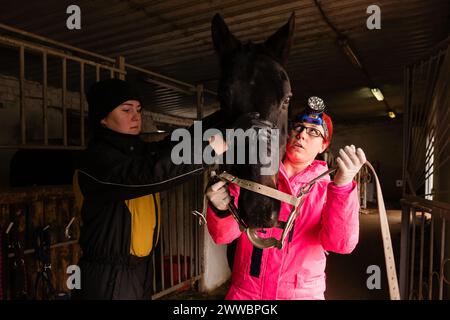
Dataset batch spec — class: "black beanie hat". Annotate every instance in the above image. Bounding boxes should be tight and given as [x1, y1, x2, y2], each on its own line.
[86, 79, 142, 129]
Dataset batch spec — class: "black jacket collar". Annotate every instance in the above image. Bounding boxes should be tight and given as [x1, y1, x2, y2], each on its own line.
[91, 126, 144, 155]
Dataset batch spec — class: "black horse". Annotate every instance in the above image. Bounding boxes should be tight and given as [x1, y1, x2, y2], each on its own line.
[211, 13, 295, 228]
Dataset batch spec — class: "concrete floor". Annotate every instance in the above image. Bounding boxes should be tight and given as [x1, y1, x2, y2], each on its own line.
[164, 209, 402, 300]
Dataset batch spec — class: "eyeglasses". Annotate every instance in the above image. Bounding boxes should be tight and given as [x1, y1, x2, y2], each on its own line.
[292, 124, 324, 139]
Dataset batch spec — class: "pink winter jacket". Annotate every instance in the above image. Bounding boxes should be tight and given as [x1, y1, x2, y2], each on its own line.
[206, 160, 360, 300]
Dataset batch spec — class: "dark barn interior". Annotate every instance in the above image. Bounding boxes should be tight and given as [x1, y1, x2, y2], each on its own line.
[0, 0, 449, 301]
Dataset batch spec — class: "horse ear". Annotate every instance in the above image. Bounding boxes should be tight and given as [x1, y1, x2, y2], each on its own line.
[264, 12, 295, 66]
[211, 13, 240, 57]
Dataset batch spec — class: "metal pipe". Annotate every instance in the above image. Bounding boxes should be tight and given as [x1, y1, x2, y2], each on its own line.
[95, 65, 100, 82]
[62, 58, 68, 147]
[428, 214, 434, 299]
[159, 192, 166, 291]
[80, 62, 85, 147]
[0, 35, 124, 74]
[438, 217, 445, 300]
[399, 206, 411, 299]
[196, 84, 204, 120]
[151, 275, 201, 300]
[0, 22, 116, 63]
[176, 186, 181, 284]
[42, 51, 48, 145]
[409, 209, 416, 299]
[418, 212, 425, 299]
[19, 45, 26, 145]
[183, 183, 188, 281]
[168, 191, 174, 287]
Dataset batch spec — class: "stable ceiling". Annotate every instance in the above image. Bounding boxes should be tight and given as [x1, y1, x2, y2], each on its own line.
[0, 0, 449, 123]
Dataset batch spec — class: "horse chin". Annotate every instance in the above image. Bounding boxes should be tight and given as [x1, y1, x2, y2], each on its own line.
[238, 191, 280, 228]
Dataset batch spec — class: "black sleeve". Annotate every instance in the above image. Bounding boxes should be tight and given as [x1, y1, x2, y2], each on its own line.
[78, 138, 209, 201]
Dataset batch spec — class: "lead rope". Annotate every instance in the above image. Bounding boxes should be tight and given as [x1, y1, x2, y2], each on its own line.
[365, 162, 400, 300]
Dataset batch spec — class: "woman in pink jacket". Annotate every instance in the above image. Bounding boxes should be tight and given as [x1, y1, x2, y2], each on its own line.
[205, 97, 366, 300]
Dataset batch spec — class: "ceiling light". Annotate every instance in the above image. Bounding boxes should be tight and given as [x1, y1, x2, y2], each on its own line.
[388, 110, 396, 119]
[371, 88, 384, 101]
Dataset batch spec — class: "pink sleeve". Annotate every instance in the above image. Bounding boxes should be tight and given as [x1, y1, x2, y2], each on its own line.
[319, 180, 360, 254]
[206, 183, 242, 244]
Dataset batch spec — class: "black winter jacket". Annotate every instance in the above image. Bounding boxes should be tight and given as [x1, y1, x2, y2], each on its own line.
[73, 127, 207, 261]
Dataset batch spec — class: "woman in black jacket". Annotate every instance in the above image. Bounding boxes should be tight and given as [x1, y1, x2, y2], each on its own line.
[71, 79, 225, 300]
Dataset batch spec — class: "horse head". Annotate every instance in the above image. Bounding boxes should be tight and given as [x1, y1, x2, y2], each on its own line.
[211, 13, 295, 228]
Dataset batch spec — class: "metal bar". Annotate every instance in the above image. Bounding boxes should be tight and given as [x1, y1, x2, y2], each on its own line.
[0, 35, 125, 75]
[409, 59, 438, 190]
[196, 84, 204, 120]
[152, 245, 156, 295]
[411, 47, 450, 189]
[183, 183, 188, 282]
[95, 65, 100, 81]
[0, 145, 85, 150]
[195, 176, 199, 276]
[168, 191, 174, 287]
[0, 22, 116, 63]
[418, 212, 425, 299]
[80, 62, 85, 147]
[399, 206, 411, 299]
[110, 68, 114, 79]
[116, 56, 125, 81]
[159, 192, 166, 291]
[409, 209, 416, 299]
[62, 58, 68, 147]
[438, 217, 445, 300]
[428, 214, 434, 300]
[176, 186, 181, 284]
[189, 179, 194, 279]
[151, 275, 201, 300]
[403, 195, 450, 212]
[19, 45, 26, 145]
[415, 106, 450, 188]
[42, 51, 48, 145]
[403, 66, 411, 196]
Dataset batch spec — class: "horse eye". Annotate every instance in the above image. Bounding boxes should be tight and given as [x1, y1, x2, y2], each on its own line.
[282, 96, 291, 106]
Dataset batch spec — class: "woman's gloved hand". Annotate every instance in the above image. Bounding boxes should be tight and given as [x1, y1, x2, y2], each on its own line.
[206, 171, 231, 212]
[333, 145, 367, 186]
